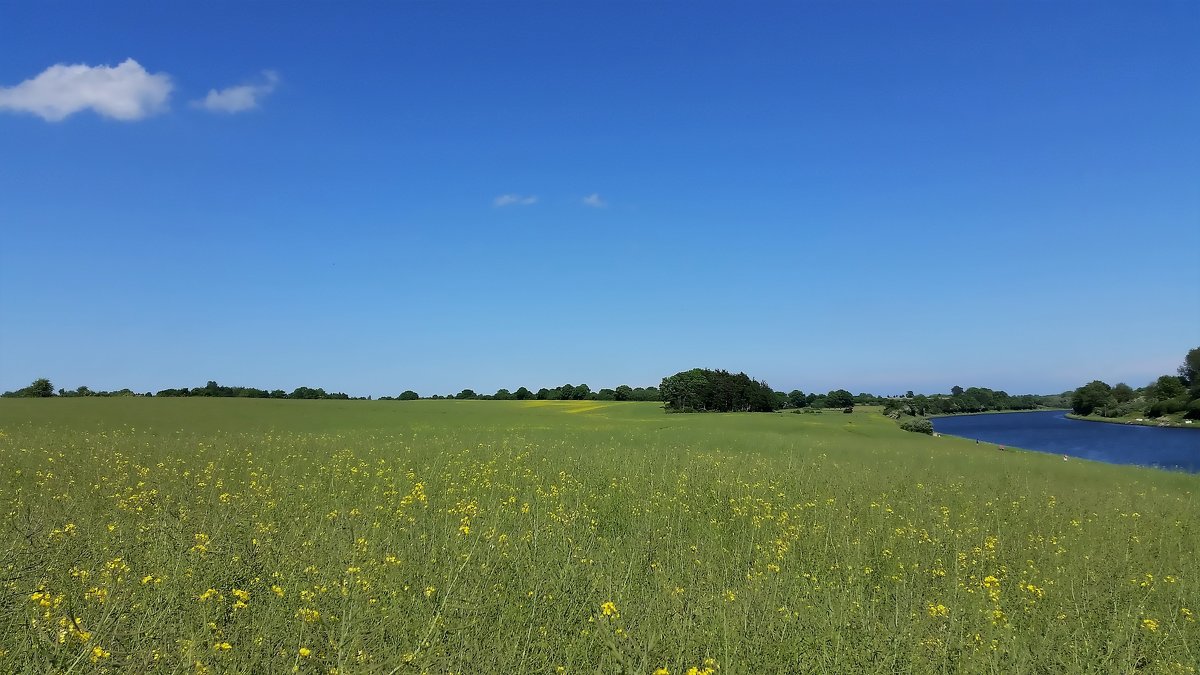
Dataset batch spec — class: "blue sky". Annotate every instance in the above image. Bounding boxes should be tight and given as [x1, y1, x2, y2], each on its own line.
[1, 1, 1197, 398]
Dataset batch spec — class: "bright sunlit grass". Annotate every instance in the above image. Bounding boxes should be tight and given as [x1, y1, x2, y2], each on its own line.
[0, 399, 1196, 673]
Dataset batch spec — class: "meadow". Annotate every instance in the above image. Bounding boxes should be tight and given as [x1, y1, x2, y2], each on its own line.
[0, 399, 1197, 674]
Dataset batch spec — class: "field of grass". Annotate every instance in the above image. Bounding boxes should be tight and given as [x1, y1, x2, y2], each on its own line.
[1, 399, 1197, 674]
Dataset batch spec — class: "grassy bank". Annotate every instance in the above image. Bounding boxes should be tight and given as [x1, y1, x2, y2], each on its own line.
[1066, 411, 1198, 429]
[1, 399, 1197, 674]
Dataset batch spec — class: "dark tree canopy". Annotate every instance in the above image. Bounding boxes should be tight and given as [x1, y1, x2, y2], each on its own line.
[660, 368, 777, 412]
[1071, 380, 1114, 416]
[1147, 375, 1186, 402]
[1179, 347, 1200, 389]
[825, 389, 854, 409]
[786, 390, 807, 408]
[1, 378, 57, 398]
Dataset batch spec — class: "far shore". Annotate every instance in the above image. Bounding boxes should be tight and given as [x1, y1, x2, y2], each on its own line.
[928, 408, 1069, 419]
[1065, 412, 1198, 430]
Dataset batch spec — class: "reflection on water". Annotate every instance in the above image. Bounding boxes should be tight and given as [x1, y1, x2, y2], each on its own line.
[931, 410, 1200, 472]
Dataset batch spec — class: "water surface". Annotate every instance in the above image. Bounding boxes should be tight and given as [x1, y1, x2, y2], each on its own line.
[931, 410, 1200, 472]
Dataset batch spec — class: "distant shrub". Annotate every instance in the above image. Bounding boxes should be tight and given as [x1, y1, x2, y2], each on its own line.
[1185, 399, 1200, 420]
[898, 416, 933, 435]
[1103, 400, 1142, 418]
[1148, 397, 1187, 417]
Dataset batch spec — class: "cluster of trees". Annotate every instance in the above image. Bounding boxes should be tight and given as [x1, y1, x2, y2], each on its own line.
[660, 369, 778, 412]
[415, 384, 663, 402]
[883, 387, 1049, 418]
[1, 380, 363, 400]
[2, 379, 155, 398]
[2, 378, 63, 398]
[1070, 347, 1200, 420]
[154, 381, 354, 400]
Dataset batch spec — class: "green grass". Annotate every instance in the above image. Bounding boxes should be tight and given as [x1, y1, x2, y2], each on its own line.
[1067, 410, 1198, 429]
[1, 399, 1197, 674]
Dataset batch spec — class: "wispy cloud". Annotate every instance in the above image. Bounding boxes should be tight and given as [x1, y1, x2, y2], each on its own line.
[0, 58, 172, 122]
[494, 194, 538, 207]
[193, 70, 279, 113]
[582, 193, 607, 208]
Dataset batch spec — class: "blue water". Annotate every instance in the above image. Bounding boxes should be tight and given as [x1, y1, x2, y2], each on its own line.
[930, 410, 1200, 472]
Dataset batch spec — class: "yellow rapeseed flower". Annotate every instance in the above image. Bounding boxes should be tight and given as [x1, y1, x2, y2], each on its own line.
[299, 646, 313, 657]
[1142, 618, 1159, 632]
[600, 601, 619, 618]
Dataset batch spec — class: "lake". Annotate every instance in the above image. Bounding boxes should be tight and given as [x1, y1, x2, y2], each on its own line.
[930, 410, 1200, 472]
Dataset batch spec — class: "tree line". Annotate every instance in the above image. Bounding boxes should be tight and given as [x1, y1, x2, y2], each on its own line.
[0, 379, 662, 402]
[657, 368, 895, 413]
[0, 379, 360, 400]
[3, 371, 1085, 420]
[1070, 347, 1200, 420]
[407, 384, 663, 402]
[882, 387, 1054, 418]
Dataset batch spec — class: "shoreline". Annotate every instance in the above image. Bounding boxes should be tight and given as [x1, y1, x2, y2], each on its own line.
[927, 408, 1069, 419]
[1064, 412, 1198, 430]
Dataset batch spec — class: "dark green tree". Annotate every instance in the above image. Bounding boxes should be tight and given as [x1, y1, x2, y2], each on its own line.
[1071, 380, 1114, 416]
[398, 390, 420, 400]
[19, 378, 57, 397]
[826, 389, 854, 409]
[1147, 375, 1186, 401]
[660, 368, 777, 412]
[1112, 382, 1135, 404]
[1179, 347, 1200, 388]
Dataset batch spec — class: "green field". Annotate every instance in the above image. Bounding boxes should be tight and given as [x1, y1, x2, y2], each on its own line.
[1, 399, 1197, 674]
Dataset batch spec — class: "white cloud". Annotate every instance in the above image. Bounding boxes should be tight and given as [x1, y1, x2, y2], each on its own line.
[494, 194, 538, 207]
[0, 58, 172, 122]
[582, 193, 607, 208]
[194, 70, 279, 113]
